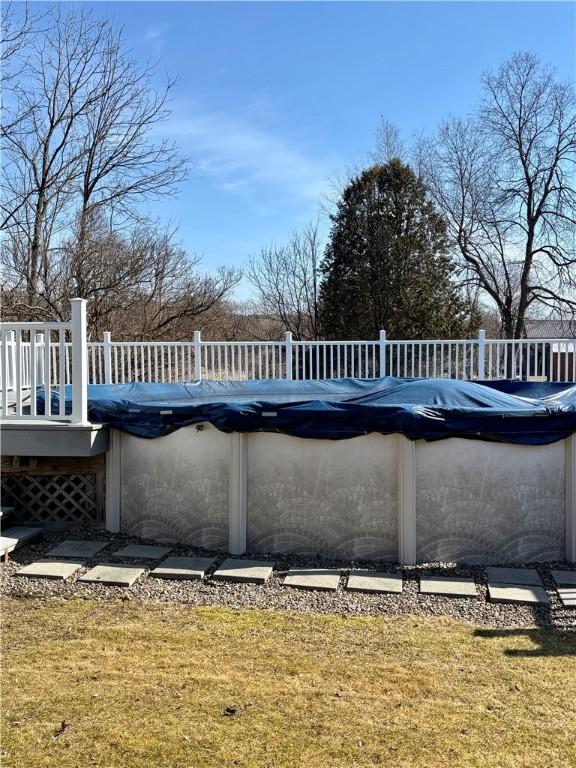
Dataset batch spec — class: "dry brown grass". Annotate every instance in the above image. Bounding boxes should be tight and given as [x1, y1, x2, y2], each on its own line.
[2, 597, 575, 768]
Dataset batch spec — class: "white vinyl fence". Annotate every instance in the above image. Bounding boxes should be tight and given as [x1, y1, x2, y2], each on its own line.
[2, 320, 576, 420]
[0, 299, 88, 421]
[82, 330, 576, 384]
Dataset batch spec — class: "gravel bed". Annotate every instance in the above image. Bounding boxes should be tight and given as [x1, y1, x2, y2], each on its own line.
[2, 529, 575, 630]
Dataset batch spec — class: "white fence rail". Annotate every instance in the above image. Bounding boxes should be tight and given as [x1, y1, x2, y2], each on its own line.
[0, 299, 87, 421]
[82, 330, 575, 384]
[2, 322, 576, 421]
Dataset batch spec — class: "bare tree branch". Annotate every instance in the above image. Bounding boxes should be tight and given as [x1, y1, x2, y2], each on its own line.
[420, 53, 576, 337]
[247, 223, 322, 340]
[372, 118, 405, 164]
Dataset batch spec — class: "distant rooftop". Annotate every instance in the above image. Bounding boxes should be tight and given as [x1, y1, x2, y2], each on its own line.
[525, 318, 576, 339]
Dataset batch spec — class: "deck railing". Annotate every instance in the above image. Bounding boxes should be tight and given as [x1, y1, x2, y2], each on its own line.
[0, 298, 88, 422]
[2, 318, 575, 421]
[81, 330, 576, 384]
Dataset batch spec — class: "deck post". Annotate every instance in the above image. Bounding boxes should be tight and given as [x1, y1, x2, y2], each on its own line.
[229, 432, 248, 554]
[397, 435, 417, 565]
[566, 433, 576, 562]
[477, 329, 486, 380]
[103, 332, 112, 384]
[105, 428, 121, 532]
[194, 331, 202, 380]
[379, 330, 387, 378]
[70, 298, 88, 424]
[285, 332, 293, 380]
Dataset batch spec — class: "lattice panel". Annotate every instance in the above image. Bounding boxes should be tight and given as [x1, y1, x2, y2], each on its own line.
[1, 473, 103, 524]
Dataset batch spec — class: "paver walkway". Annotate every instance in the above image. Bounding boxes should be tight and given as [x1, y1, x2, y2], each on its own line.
[46, 540, 108, 558]
[8, 541, 572, 611]
[79, 564, 145, 587]
[213, 559, 274, 584]
[551, 570, 576, 587]
[549, 571, 576, 608]
[420, 576, 478, 598]
[283, 568, 341, 591]
[14, 559, 84, 581]
[150, 556, 216, 581]
[485, 567, 549, 605]
[486, 567, 542, 586]
[557, 588, 576, 608]
[487, 584, 549, 605]
[112, 544, 173, 560]
[347, 572, 402, 594]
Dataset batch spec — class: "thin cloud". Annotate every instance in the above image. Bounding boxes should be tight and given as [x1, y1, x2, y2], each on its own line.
[167, 111, 333, 214]
[145, 23, 171, 41]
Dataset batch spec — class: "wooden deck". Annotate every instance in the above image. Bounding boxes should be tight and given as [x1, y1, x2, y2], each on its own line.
[1, 420, 108, 457]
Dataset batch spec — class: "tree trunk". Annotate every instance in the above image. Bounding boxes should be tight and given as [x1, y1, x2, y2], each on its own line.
[27, 194, 46, 315]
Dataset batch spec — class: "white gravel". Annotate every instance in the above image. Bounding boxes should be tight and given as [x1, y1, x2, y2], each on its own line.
[2, 529, 575, 630]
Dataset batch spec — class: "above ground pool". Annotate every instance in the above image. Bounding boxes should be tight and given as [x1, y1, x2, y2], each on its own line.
[38, 377, 576, 566]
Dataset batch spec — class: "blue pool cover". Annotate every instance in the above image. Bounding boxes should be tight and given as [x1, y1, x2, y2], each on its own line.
[39, 377, 576, 444]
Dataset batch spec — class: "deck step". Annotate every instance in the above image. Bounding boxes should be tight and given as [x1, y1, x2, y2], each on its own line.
[0, 526, 43, 558]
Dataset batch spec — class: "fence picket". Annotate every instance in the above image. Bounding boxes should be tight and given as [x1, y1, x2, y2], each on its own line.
[3, 323, 576, 422]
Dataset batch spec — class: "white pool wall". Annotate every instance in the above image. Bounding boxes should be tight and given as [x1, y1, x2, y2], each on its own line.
[114, 424, 575, 564]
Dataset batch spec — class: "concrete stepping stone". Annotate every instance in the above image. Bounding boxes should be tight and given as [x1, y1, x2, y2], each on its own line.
[551, 570, 576, 587]
[557, 588, 576, 608]
[14, 559, 84, 581]
[0, 527, 43, 557]
[46, 540, 108, 559]
[283, 568, 341, 591]
[420, 576, 478, 598]
[150, 556, 216, 581]
[212, 558, 274, 584]
[79, 563, 145, 587]
[486, 567, 542, 586]
[347, 571, 402, 594]
[111, 544, 172, 560]
[487, 584, 549, 606]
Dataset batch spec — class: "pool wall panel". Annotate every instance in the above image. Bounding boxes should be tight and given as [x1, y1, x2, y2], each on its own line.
[120, 425, 229, 548]
[415, 439, 565, 564]
[246, 433, 398, 561]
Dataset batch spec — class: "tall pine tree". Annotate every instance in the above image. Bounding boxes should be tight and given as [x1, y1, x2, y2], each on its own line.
[319, 160, 478, 339]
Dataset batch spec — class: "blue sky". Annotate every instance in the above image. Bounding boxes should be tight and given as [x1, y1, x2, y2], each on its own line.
[47, 2, 576, 297]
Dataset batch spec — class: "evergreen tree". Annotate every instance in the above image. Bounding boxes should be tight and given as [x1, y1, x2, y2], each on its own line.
[319, 160, 478, 339]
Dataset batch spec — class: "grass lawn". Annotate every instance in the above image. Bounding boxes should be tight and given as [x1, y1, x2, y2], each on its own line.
[2, 598, 575, 768]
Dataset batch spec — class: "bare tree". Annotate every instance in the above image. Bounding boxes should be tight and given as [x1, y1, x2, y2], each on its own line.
[2, 210, 241, 339]
[421, 53, 576, 337]
[247, 223, 322, 340]
[199, 300, 284, 341]
[1, 2, 40, 90]
[68, 215, 240, 339]
[74, 20, 187, 251]
[372, 118, 405, 164]
[418, 116, 517, 331]
[2, 11, 115, 309]
[325, 120, 406, 219]
[1, 7, 188, 316]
